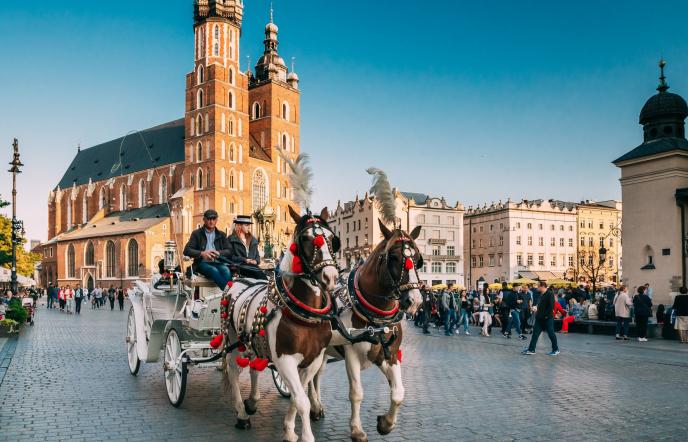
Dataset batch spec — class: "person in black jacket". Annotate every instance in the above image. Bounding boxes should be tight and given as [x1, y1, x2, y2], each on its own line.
[522, 282, 560, 356]
[183, 209, 234, 289]
[227, 215, 265, 280]
[672, 286, 688, 343]
[632, 285, 653, 342]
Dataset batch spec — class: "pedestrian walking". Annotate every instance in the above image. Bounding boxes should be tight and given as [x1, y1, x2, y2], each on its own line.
[94, 287, 102, 309]
[633, 286, 653, 342]
[672, 286, 688, 343]
[117, 286, 124, 311]
[520, 285, 533, 335]
[108, 285, 116, 310]
[64, 285, 74, 314]
[479, 287, 493, 336]
[441, 288, 454, 336]
[74, 284, 83, 314]
[457, 290, 470, 335]
[613, 285, 632, 340]
[58, 286, 65, 311]
[503, 283, 526, 340]
[46, 282, 55, 309]
[522, 282, 560, 356]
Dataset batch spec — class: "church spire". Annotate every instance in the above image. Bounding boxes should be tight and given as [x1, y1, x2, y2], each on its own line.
[658, 58, 669, 93]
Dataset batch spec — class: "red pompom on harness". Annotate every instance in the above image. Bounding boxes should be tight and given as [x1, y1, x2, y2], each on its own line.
[226, 281, 233, 288]
[209, 334, 223, 349]
[292, 256, 303, 273]
[220, 299, 229, 306]
[404, 257, 414, 270]
[289, 243, 297, 254]
[397, 349, 403, 363]
[249, 358, 269, 371]
[313, 235, 325, 248]
[236, 356, 250, 368]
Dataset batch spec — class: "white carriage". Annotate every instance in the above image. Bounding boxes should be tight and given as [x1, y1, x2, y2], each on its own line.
[125, 241, 290, 407]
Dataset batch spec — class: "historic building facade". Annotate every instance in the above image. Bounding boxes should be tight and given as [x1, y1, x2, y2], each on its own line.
[614, 61, 688, 306]
[38, 1, 299, 288]
[576, 200, 622, 284]
[328, 191, 464, 287]
[464, 199, 578, 288]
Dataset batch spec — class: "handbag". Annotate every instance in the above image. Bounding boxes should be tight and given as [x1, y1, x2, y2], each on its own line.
[527, 314, 536, 327]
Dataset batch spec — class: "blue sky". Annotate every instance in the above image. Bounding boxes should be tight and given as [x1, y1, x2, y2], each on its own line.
[2, 0, 688, 241]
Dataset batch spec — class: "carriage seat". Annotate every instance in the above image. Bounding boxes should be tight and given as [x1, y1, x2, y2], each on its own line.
[186, 274, 217, 288]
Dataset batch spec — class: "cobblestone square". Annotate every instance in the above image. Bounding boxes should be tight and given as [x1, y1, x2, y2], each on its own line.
[1, 303, 687, 441]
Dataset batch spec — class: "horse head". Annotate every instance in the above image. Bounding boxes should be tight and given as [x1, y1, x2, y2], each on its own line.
[281, 205, 340, 292]
[357, 220, 423, 315]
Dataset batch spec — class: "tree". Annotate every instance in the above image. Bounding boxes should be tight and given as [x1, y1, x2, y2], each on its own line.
[577, 248, 610, 298]
[0, 195, 40, 277]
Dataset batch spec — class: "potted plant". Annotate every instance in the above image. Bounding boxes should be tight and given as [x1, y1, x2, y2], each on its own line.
[0, 318, 19, 337]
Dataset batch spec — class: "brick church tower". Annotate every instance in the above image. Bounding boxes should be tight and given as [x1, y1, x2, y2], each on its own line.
[248, 6, 301, 239]
[185, 0, 250, 231]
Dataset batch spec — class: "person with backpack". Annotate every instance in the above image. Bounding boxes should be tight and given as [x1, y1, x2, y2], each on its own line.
[633, 286, 653, 342]
[503, 284, 526, 340]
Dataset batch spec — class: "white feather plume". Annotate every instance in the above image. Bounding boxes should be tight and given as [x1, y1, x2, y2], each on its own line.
[280, 152, 313, 211]
[366, 167, 397, 227]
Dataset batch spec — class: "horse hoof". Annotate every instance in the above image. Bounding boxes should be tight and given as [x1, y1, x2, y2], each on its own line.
[309, 409, 325, 421]
[243, 399, 258, 415]
[376, 415, 393, 435]
[351, 436, 368, 442]
[235, 418, 252, 430]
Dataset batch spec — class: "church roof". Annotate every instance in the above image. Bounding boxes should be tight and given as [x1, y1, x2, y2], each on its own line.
[58, 204, 170, 241]
[55, 119, 185, 190]
[613, 136, 688, 164]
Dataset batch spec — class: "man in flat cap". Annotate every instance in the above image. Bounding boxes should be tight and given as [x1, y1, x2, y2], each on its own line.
[183, 209, 233, 289]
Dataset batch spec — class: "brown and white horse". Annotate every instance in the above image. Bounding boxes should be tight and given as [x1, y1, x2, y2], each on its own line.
[310, 220, 423, 442]
[221, 206, 340, 442]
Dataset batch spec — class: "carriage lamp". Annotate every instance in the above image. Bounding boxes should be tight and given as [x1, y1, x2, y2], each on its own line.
[164, 240, 177, 272]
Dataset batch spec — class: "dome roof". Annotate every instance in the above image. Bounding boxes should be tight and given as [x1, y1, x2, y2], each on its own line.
[287, 72, 299, 81]
[265, 22, 278, 33]
[639, 91, 688, 124]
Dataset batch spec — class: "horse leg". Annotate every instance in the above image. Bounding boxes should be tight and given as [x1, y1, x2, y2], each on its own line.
[308, 359, 326, 421]
[345, 352, 367, 442]
[224, 354, 252, 429]
[376, 361, 404, 435]
[243, 368, 261, 415]
[275, 356, 314, 442]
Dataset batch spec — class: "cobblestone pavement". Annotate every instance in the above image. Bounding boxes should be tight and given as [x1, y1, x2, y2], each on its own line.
[1, 302, 688, 441]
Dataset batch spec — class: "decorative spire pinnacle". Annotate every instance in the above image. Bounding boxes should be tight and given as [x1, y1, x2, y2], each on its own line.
[77, 143, 81, 153]
[658, 58, 669, 93]
[246, 55, 251, 74]
[291, 57, 295, 72]
[269, 1, 274, 24]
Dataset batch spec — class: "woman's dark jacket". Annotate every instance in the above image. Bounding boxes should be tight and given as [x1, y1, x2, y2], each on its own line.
[633, 293, 653, 317]
[535, 289, 555, 321]
[227, 233, 261, 266]
[183, 227, 233, 270]
[672, 294, 688, 316]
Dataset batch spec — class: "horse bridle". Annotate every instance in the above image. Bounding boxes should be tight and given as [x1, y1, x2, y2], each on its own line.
[291, 214, 341, 287]
[377, 235, 423, 300]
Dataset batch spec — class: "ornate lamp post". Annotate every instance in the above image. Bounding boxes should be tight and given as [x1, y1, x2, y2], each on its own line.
[9, 139, 24, 295]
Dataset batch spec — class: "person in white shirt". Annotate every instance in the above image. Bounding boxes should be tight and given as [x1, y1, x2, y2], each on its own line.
[613, 285, 632, 340]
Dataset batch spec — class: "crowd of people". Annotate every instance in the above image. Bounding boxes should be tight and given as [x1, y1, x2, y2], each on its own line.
[413, 280, 688, 347]
[44, 282, 127, 314]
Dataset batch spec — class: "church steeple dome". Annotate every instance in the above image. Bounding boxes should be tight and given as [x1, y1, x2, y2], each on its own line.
[639, 60, 688, 141]
[253, 4, 289, 83]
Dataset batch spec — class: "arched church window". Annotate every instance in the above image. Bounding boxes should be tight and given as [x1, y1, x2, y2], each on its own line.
[197, 65, 204, 85]
[138, 179, 146, 208]
[196, 168, 203, 190]
[252, 169, 267, 210]
[228, 91, 234, 109]
[159, 175, 168, 203]
[105, 240, 116, 277]
[229, 116, 234, 136]
[196, 142, 203, 163]
[82, 191, 88, 224]
[99, 186, 106, 210]
[196, 114, 202, 135]
[283, 102, 289, 121]
[67, 244, 76, 278]
[85, 241, 95, 266]
[252, 102, 261, 120]
[197, 89, 203, 109]
[213, 25, 219, 56]
[119, 184, 127, 211]
[127, 239, 139, 277]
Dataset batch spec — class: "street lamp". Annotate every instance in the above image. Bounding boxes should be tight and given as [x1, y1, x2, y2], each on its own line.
[8, 139, 24, 295]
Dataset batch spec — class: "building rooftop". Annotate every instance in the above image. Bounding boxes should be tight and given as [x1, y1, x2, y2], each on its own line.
[58, 204, 170, 241]
[613, 136, 688, 164]
[55, 119, 185, 190]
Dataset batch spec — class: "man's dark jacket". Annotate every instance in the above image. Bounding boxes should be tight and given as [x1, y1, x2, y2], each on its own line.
[183, 227, 233, 270]
[227, 233, 261, 266]
[673, 294, 688, 316]
[535, 289, 555, 320]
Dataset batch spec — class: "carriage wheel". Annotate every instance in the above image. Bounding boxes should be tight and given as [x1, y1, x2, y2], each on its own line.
[126, 307, 140, 375]
[271, 367, 291, 398]
[164, 328, 187, 407]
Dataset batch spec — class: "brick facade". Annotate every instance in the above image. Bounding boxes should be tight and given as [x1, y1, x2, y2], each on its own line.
[38, 1, 299, 287]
